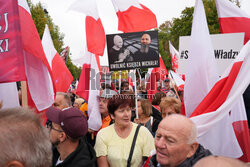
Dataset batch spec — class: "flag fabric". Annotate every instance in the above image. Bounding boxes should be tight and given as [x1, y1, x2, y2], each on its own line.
[111, 0, 157, 33]
[185, 0, 248, 160]
[0, 82, 20, 109]
[68, 0, 106, 56]
[169, 41, 180, 73]
[76, 48, 102, 131]
[42, 25, 73, 93]
[0, 0, 26, 83]
[191, 41, 250, 161]
[215, 0, 250, 44]
[60, 46, 69, 63]
[18, 0, 55, 111]
[184, 0, 219, 118]
[146, 55, 168, 101]
[169, 70, 184, 90]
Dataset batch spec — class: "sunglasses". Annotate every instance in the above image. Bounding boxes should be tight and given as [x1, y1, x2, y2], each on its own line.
[46, 120, 63, 132]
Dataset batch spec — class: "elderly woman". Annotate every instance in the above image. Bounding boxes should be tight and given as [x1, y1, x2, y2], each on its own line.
[159, 97, 182, 118]
[94, 95, 154, 167]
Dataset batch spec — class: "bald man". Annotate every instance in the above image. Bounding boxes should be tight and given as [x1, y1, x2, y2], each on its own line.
[109, 35, 132, 64]
[133, 33, 158, 62]
[144, 114, 212, 167]
[194, 156, 249, 167]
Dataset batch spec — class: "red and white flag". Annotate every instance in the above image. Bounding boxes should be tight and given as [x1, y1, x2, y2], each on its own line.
[191, 41, 250, 162]
[42, 25, 73, 93]
[76, 48, 102, 131]
[0, 0, 26, 83]
[169, 70, 184, 91]
[68, 0, 106, 56]
[185, 0, 249, 160]
[146, 55, 168, 101]
[184, 0, 219, 117]
[169, 41, 180, 73]
[111, 0, 157, 33]
[215, 0, 250, 44]
[18, 0, 55, 111]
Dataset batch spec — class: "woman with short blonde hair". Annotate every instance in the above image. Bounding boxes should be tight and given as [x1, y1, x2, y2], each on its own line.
[160, 97, 181, 118]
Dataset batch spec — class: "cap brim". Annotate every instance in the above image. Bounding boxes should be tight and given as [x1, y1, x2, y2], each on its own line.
[46, 106, 61, 124]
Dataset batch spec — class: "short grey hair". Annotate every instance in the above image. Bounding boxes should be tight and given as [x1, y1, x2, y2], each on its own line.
[56, 92, 72, 107]
[187, 121, 197, 144]
[0, 107, 52, 167]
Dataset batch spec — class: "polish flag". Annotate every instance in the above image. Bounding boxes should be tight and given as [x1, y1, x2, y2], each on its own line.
[169, 41, 180, 73]
[76, 48, 102, 131]
[215, 0, 250, 44]
[185, 0, 248, 160]
[128, 70, 134, 88]
[146, 55, 168, 101]
[18, 0, 55, 111]
[42, 25, 73, 93]
[191, 41, 250, 162]
[111, 0, 157, 33]
[169, 70, 184, 91]
[68, 0, 106, 56]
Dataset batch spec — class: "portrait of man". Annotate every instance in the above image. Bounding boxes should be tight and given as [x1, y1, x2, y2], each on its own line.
[133, 33, 159, 62]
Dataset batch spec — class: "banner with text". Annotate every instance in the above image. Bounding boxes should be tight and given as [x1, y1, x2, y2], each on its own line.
[106, 30, 159, 71]
[179, 33, 244, 76]
[0, 0, 25, 83]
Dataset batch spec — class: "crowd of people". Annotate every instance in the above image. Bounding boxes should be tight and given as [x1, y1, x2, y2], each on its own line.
[0, 77, 249, 167]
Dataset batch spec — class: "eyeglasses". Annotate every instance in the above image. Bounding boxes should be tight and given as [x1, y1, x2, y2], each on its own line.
[46, 120, 64, 132]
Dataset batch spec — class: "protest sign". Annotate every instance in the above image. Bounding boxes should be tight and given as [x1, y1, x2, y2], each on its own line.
[179, 33, 244, 76]
[106, 30, 159, 71]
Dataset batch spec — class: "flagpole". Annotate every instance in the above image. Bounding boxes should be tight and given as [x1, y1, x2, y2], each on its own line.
[21, 81, 28, 107]
[134, 69, 139, 119]
[169, 72, 180, 100]
[119, 70, 122, 94]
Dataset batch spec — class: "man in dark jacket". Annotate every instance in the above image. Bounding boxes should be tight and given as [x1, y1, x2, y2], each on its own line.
[46, 106, 97, 167]
[144, 114, 212, 167]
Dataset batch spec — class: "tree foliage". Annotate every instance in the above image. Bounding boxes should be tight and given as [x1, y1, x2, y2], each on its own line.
[158, 0, 221, 71]
[28, 0, 81, 80]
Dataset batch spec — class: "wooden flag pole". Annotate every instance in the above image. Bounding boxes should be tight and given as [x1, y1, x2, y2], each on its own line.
[21, 81, 28, 107]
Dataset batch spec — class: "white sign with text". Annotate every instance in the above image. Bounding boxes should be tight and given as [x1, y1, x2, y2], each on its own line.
[179, 33, 244, 76]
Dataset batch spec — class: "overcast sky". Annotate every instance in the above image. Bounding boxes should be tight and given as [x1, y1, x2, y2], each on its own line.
[30, 0, 250, 66]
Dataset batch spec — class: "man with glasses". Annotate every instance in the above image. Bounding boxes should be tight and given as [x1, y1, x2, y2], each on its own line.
[46, 106, 97, 167]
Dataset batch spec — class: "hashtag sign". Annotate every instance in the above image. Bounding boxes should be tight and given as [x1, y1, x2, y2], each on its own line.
[180, 51, 184, 59]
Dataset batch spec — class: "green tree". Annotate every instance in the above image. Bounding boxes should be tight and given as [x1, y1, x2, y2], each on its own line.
[158, 0, 222, 71]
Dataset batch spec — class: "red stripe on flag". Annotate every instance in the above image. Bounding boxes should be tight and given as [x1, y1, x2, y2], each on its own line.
[117, 4, 157, 33]
[52, 53, 73, 92]
[219, 17, 250, 44]
[76, 64, 91, 101]
[233, 120, 250, 162]
[191, 61, 242, 117]
[85, 17, 106, 56]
